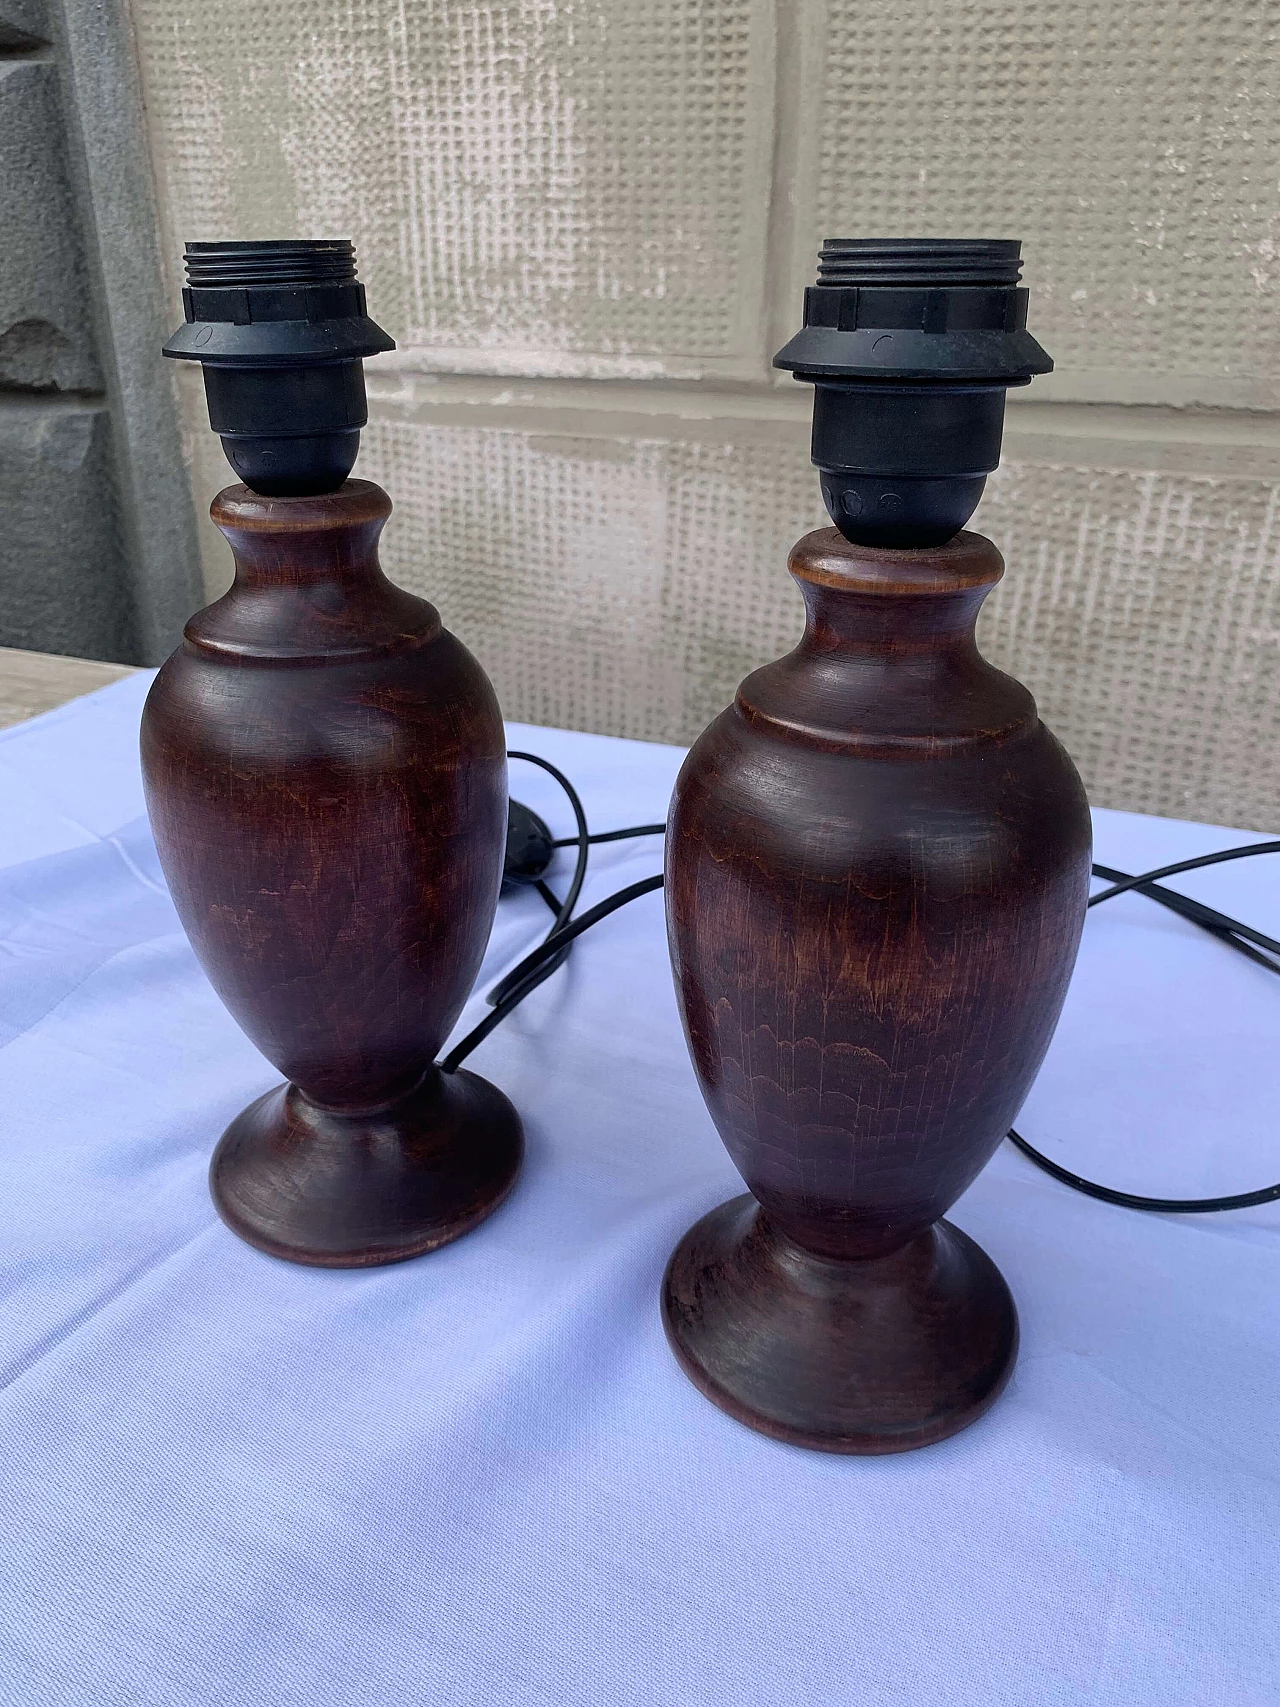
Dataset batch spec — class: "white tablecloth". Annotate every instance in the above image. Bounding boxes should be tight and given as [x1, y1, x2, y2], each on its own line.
[1, 671, 1277, 1706]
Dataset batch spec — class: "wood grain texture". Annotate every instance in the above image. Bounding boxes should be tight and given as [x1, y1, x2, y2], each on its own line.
[663, 526, 1091, 1450]
[140, 479, 521, 1266]
[664, 1197, 1017, 1454]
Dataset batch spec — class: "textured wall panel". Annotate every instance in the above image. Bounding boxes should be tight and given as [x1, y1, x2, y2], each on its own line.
[133, 0, 774, 376]
[142, 0, 1280, 831]
[978, 458, 1280, 830]
[804, 0, 1280, 406]
[360, 417, 824, 737]
[341, 417, 1279, 829]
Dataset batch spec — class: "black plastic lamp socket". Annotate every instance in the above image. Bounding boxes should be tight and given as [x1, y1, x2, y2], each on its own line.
[774, 238, 1053, 548]
[163, 240, 395, 497]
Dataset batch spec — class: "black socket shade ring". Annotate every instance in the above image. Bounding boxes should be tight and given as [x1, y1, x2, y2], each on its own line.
[774, 237, 1053, 548]
[163, 239, 395, 498]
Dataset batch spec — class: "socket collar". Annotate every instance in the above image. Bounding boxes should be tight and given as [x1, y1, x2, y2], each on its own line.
[775, 237, 1051, 385]
[163, 240, 395, 367]
[774, 238, 1054, 547]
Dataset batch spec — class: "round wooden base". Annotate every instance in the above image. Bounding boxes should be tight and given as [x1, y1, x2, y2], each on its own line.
[210, 1067, 522, 1267]
[662, 1194, 1017, 1454]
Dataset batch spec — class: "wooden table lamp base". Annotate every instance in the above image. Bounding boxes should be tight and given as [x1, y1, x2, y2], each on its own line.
[141, 481, 522, 1268]
[662, 1196, 1017, 1454]
[662, 526, 1090, 1453]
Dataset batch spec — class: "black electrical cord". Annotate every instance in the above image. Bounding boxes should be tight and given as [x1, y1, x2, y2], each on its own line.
[439, 875, 665, 1073]
[441, 754, 657, 1072]
[551, 824, 666, 848]
[447, 781, 1280, 1214]
[1088, 862, 1280, 974]
[484, 753, 592, 1013]
[1007, 840, 1280, 1213]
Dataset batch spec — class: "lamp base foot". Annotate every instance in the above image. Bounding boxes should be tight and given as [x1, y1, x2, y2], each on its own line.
[662, 1194, 1017, 1454]
[210, 1068, 522, 1267]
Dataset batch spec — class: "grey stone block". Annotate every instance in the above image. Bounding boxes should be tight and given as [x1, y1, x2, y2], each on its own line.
[0, 2, 201, 667]
[0, 397, 136, 659]
[0, 60, 101, 393]
[43, 0, 204, 659]
[0, 0, 47, 48]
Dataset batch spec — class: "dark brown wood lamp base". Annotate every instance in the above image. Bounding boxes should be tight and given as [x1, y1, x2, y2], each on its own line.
[141, 480, 522, 1269]
[662, 1196, 1017, 1454]
[210, 1068, 522, 1269]
[662, 527, 1090, 1454]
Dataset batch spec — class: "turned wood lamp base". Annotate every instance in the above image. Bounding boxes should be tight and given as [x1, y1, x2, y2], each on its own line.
[210, 1068, 522, 1268]
[662, 1196, 1018, 1454]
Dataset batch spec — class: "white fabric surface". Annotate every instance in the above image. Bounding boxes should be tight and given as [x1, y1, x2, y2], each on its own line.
[1, 670, 1277, 1707]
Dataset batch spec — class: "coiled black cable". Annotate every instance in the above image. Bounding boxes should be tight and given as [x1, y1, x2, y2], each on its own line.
[443, 762, 1279, 1215]
[1007, 840, 1280, 1212]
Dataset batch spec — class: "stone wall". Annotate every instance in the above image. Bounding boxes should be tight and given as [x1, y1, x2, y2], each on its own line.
[132, 0, 1280, 827]
[0, 0, 200, 663]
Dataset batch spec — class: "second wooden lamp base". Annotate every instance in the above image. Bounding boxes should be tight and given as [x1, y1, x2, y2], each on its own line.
[664, 1200, 1017, 1454]
[662, 522, 1092, 1454]
[661, 527, 1087, 1454]
[661, 239, 1089, 1452]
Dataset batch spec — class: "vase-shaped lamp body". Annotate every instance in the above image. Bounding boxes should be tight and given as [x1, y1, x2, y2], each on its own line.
[141, 481, 522, 1265]
[662, 526, 1091, 1450]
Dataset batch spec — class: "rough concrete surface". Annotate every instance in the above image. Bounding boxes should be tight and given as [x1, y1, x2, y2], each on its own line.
[0, 59, 102, 392]
[0, 1, 202, 665]
[0, 0, 48, 50]
[0, 400, 136, 659]
[45, 0, 204, 662]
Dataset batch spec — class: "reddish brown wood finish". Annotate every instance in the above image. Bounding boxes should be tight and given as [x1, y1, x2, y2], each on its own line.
[663, 526, 1091, 1451]
[140, 479, 521, 1266]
